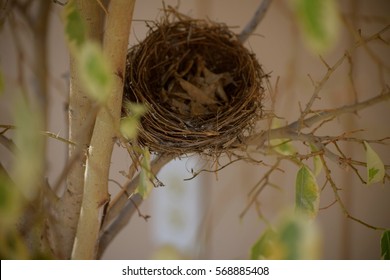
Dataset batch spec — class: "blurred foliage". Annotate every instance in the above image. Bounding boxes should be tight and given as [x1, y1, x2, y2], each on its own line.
[295, 165, 320, 219]
[0, 97, 45, 259]
[251, 213, 321, 259]
[310, 144, 323, 177]
[12, 97, 44, 200]
[63, 0, 86, 48]
[78, 42, 112, 103]
[293, 0, 340, 53]
[135, 147, 153, 199]
[381, 230, 390, 260]
[120, 102, 146, 140]
[63, 0, 112, 103]
[250, 227, 277, 260]
[269, 118, 296, 156]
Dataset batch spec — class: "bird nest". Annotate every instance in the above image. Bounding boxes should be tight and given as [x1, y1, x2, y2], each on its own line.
[123, 10, 267, 155]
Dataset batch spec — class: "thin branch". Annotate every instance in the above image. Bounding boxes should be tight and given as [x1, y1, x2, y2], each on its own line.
[319, 199, 338, 211]
[238, 0, 272, 43]
[245, 90, 390, 147]
[332, 141, 366, 184]
[101, 154, 174, 231]
[240, 158, 282, 219]
[298, 89, 390, 129]
[320, 154, 387, 231]
[98, 153, 175, 258]
[0, 124, 76, 146]
[95, 0, 108, 15]
[298, 25, 390, 124]
[183, 157, 244, 181]
[0, 134, 17, 153]
[97, 193, 142, 259]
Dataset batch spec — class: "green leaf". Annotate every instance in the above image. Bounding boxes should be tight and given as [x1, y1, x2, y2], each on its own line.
[250, 228, 277, 260]
[0, 173, 22, 228]
[278, 214, 321, 259]
[120, 102, 146, 140]
[250, 214, 321, 260]
[295, 165, 320, 218]
[120, 117, 139, 140]
[270, 118, 296, 156]
[381, 230, 390, 260]
[12, 97, 44, 200]
[136, 148, 153, 199]
[310, 144, 323, 176]
[294, 0, 340, 53]
[63, 0, 86, 48]
[123, 101, 147, 118]
[364, 141, 385, 185]
[78, 42, 112, 103]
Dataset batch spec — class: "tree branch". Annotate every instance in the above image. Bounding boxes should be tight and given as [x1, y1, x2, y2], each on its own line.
[100, 154, 174, 230]
[71, 0, 136, 260]
[50, 0, 106, 259]
[245, 90, 390, 146]
[238, 0, 272, 43]
[97, 153, 174, 257]
[320, 154, 386, 231]
[97, 193, 142, 259]
[298, 24, 390, 124]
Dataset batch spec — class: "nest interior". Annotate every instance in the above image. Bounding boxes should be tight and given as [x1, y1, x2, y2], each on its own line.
[124, 11, 267, 155]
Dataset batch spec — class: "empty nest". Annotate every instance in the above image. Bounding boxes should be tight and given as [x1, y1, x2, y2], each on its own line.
[123, 10, 267, 155]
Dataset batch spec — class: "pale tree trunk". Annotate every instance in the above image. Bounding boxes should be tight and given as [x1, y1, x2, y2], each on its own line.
[71, 0, 136, 260]
[47, 0, 136, 259]
[47, 1, 105, 259]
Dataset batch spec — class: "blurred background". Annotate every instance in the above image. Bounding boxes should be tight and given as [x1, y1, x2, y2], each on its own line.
[1, 0, 389, 259]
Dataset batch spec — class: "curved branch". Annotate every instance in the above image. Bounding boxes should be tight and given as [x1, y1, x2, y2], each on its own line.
[97, 153, 174, 258]
[238, 0, 272, 43]
[298, 24, 390, 124]
[101, 154, 174, 230]
[320, 154, 387, 231]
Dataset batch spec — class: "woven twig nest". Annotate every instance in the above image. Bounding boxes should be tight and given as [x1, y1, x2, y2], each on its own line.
[123, 10, 267, 155]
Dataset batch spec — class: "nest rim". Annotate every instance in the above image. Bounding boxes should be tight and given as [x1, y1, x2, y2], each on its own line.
[123, 11, 268, 156]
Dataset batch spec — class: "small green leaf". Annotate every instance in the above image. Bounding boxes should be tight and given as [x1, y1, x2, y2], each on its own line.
[295, 165, 320, 218]
[63, 0, 86, 48]
[250, 213, 321, 260]
[123, 101, 147, 118]
[294, 0, 340, 53]
[310, 144, 323, 177]
[381, 230, 390, 260]
[270, 118, 296, 156]
[278, 214, 321, 259]
[0, 173, 22, 228]
[136, 148, 153, 199]
[364, 141, 385, 185]
[120, 117, 139, 140]
[250, 228, 277, 260]
[120, 102, 146, 140]
[12, 97, 44, 201]
[78, 42, 112, 103]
